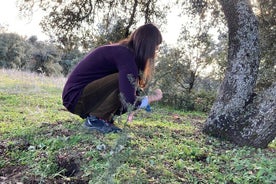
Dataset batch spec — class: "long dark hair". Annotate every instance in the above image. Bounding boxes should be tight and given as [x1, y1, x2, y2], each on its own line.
[119, 23, 162, 88]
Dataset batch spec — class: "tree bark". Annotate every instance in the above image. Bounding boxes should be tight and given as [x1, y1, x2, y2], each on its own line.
[203, 0, 276, 148]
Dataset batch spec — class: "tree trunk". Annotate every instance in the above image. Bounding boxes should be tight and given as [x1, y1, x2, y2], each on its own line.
[203, 0, 276, 148]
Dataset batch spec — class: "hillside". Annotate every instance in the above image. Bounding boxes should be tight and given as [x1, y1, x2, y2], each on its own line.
[0, 69, 275, 184]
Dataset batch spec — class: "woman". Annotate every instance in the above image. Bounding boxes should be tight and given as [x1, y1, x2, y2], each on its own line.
[62, 23, 163, 133]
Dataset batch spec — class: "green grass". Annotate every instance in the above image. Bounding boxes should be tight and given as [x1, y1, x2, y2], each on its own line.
[0, 69, 275, 184]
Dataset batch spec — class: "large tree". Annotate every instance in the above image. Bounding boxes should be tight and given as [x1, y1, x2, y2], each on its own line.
[17, 0, 167, 50]
[203, 0, 276, 148]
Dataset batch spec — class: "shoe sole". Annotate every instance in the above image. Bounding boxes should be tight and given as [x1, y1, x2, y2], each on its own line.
[83, 124, 111, 133]
[83, 123, 121, 134]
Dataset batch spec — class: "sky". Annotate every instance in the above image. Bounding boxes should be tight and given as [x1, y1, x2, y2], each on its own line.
[0, 0, 181, 44]
[0, 0, 48, 40]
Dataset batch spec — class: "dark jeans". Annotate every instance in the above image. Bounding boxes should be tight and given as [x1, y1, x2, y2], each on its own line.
[73, 73, 122, 121]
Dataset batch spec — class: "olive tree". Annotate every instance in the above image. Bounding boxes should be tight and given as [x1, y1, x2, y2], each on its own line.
[0, 33, 30, 69]
[17, 0, 168, 50]
[203, 0, 275, 148]
[256, 0, 276, 90]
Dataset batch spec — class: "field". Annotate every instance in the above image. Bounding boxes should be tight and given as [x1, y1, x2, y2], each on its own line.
[0, 69, 275, 184]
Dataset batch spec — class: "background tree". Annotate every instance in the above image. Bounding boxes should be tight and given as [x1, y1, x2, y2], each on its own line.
[203, 0, 276, 148]
[179, 0, 228, 81]
[256, 0, 276, 90]
[153, 0, 226, 111]
[25, 38, 63, 76]
[154, 47, 196, 110]
[0, 33, 83, 76]
[59, 48, 84, 76]
[0, 33, 30, 69]
[17, 0, 168, 50]
[154, 45, 217, 112]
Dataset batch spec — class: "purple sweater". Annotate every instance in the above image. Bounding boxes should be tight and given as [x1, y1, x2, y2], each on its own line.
[62, 44, 139, 113]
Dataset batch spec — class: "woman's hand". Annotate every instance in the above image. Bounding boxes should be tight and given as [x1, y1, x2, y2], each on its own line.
[148, 89, 163, 103]
[128, 89, 162, 123]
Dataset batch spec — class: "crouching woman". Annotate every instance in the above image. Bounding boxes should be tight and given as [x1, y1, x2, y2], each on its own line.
[62, 23, 163, 133]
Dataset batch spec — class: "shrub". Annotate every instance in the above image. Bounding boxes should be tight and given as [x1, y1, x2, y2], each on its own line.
[160, 90, 216, 112]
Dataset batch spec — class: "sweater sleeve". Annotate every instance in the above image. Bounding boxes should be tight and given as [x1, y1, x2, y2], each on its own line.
[112, 47, 140, 109]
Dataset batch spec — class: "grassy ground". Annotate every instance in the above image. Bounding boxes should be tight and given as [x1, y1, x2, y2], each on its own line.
[0, 69, 275, 184]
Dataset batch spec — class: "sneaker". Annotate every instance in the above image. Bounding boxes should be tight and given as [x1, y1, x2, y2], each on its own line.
[83, 116, 122, 133]
[109, 117, 122, 133]
[108, 122, 122, 133]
